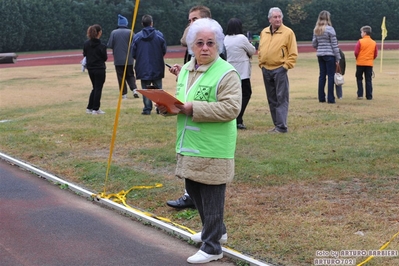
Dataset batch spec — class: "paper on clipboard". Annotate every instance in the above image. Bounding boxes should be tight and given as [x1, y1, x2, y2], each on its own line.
[137, 89, 183, 114]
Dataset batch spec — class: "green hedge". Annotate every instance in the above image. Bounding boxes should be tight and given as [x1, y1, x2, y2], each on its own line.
[0, 0, 397, 52]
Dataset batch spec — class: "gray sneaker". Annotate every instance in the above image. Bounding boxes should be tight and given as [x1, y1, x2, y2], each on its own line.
[92, 109, 105, 115]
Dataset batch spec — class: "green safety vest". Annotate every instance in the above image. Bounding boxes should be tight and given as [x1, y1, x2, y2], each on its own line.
[175, 58, 238, 158]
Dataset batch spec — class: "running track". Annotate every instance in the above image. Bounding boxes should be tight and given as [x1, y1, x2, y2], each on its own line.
[1, 42, 398, 68]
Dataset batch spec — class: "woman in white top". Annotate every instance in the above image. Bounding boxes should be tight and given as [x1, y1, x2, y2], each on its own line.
[224, 18, 256, 129]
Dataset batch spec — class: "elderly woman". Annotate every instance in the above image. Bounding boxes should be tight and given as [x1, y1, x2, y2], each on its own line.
[158, 18, 241, 264]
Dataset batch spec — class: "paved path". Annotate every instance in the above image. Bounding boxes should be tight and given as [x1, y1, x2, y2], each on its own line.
[0, 159, 235, 266]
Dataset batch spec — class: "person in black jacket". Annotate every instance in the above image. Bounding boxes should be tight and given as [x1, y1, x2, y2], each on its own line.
[83, 24, 108, 115]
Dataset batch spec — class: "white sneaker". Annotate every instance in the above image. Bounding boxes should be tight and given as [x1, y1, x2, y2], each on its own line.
[122, 94, 127, 99]
[191, 232, 227, 244]
[86, 109, 92, 114]
[92, 109, 105, 115]
[187, 250, 223, 264]
[133, 89, 139, 98]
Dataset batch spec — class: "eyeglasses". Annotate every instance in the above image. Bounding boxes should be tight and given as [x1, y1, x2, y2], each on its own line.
[195, 41, 216, 48]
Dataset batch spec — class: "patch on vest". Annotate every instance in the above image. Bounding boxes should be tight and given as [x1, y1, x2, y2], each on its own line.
[176, 82, 185, 98]
[194, 86, 211, 101]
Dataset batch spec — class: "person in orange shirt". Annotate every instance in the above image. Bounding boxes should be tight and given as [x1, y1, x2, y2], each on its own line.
[354, 26, 377, 100]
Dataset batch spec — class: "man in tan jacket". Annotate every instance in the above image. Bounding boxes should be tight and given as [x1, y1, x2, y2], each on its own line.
[258, 7, 297, 133]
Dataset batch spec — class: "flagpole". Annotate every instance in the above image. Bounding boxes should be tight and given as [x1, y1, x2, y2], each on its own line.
[380, 16, 387, 73]
[380, 36, 384, 73]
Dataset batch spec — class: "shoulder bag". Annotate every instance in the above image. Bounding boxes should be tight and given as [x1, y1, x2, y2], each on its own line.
[334, 63, 344, 86]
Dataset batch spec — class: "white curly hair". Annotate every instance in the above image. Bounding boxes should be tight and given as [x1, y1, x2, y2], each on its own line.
[186, 18, 225, 56]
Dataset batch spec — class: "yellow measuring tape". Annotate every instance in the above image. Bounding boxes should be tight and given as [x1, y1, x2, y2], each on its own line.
[93, 183, 196, 235]
[357, 230, 399, 265]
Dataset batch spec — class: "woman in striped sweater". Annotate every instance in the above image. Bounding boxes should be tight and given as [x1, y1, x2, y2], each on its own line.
[312, 10, 341, 104]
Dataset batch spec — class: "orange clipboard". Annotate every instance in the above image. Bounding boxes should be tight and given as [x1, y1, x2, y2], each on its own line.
[137, 89, 183, 114]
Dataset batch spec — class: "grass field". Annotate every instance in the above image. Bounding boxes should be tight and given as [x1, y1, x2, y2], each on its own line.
[1, 50, 398, 266]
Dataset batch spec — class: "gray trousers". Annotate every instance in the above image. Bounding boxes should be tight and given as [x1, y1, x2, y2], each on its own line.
[115, 65, 137, 95]
[185, 179, 226, 255]
[261, 66, 289, 132]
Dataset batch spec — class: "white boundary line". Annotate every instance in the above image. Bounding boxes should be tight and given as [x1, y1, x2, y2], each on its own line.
[0, 151, 272, 266]
[17, 55, 81, 61]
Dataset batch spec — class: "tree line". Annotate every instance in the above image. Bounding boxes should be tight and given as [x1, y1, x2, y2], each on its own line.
[0, 0, 397, 53]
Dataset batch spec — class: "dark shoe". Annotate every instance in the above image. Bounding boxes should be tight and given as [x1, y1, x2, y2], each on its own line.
[141, 111, 150, 115]
[237, 123, 246, 130]
[167, 195, 195, 209]
[133, 89, 139, 98]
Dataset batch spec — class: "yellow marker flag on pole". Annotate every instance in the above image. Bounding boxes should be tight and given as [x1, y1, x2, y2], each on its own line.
[380, 16, 387, 72]
[381, 16, 388, 40]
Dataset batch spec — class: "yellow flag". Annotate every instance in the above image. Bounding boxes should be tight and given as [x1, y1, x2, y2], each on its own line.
[381, 16, 388, 40]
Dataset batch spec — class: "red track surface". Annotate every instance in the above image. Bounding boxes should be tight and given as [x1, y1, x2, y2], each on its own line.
[0, 42, 398, 68]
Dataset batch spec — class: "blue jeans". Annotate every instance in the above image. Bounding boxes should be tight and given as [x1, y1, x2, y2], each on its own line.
[140, 79, 162, 113]
[317, 56, 336, 103]
[335, 84, 343, 99]
[356, 66, 373, 99]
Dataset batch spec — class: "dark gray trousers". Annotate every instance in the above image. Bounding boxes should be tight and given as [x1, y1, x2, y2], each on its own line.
[115, 65, 137, 95]
[261, 66, 289, 132]
[185, 179, 226, 255]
